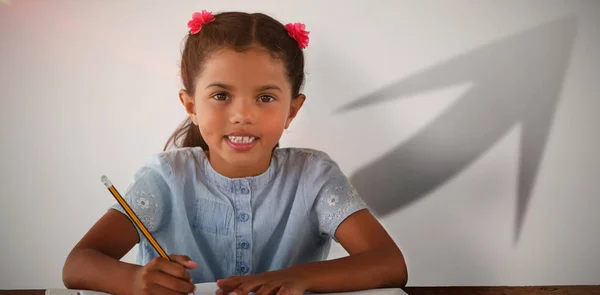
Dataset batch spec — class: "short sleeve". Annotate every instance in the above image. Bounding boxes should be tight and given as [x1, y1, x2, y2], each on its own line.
[303, 151, 369, 242]
[110, 154, 172, 243]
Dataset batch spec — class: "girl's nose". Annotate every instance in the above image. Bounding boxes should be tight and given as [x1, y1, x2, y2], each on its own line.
[229, 98, 256, 124]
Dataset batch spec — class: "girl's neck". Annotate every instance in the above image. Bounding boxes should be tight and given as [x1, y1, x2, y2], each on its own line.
[206, 151, 272, 179]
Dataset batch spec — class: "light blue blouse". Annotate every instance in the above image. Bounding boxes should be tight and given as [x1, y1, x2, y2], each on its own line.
[111, 147, 368, 283]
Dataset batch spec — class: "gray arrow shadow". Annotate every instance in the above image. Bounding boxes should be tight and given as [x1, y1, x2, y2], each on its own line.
[335, 16, 577, 243]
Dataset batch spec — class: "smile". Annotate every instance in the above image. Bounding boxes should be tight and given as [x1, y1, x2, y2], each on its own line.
[227, 136, 257, 144]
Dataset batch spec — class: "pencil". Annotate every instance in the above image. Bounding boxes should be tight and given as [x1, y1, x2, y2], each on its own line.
[101, 175, 172, 262]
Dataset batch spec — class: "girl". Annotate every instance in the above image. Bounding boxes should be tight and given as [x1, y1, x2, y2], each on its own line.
[62, 10, 408, 295]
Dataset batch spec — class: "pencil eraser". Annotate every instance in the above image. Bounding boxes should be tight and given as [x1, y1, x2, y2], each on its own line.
[101, 175, 113, 188]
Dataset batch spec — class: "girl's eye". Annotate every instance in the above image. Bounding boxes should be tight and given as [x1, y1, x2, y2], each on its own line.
[258, 95, 275, 103]
[212, 92, 229, 101]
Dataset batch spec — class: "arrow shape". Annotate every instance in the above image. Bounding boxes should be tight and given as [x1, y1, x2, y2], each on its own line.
[335, 16, 577, 243]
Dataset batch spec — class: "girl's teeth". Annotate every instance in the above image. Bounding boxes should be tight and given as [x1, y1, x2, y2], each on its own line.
[228, 136, 256, 144]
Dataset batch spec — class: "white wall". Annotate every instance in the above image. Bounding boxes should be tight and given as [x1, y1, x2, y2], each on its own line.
[1, 0, 599, 289]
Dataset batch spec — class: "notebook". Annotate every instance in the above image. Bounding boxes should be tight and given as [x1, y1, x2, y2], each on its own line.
[58, 282, 407, 295]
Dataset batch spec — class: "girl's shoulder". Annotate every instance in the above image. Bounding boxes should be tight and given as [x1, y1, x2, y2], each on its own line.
[125, 147, 207, 189]
[272, 147, 341, 172]
[133, 147, 203, 177]
[272, 147, 349, 185]
[275, 148, 368, 240]
[156, 146, 205, 171]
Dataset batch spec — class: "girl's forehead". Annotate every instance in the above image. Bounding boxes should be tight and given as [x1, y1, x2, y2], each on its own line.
[199, 48, 288, 84]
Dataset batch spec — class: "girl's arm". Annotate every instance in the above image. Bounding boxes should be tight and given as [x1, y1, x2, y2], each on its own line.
[63, 209, 143, 295]
[62, 209, 196, 295]
[216, 209, 407, 295]
[290, 208, 408, 292]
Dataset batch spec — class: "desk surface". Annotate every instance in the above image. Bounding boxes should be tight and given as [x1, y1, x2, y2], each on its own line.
[2, 286, 600, 295]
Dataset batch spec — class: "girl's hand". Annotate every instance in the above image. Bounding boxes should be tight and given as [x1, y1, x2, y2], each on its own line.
[132, 255, 198, 295]
[216, 270, 307, 295]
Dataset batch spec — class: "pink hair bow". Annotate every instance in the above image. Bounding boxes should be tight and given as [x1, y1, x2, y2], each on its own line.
[285, 22, 309, 49]
[187, 10, 215, 34]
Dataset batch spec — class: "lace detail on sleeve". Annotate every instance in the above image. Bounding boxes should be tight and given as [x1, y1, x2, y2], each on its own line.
[110, 159, 171, 235]
[320, 182, 363, 228]
[126, 186, 161, 231]
[315, 176, 368, 239]
[300, 149, 369, 241]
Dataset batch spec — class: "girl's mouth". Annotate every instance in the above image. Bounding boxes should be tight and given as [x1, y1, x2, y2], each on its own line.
[224, 135, 259, 151]
[227, 135, 257, 144]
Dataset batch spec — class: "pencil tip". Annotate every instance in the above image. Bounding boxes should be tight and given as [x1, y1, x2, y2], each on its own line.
[101, 175, 112, 188]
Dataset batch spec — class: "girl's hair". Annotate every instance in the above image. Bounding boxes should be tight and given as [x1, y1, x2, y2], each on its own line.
[163, 11, 306, 152]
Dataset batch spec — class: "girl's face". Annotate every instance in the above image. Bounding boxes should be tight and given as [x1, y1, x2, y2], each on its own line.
[180, 47, 305, 178]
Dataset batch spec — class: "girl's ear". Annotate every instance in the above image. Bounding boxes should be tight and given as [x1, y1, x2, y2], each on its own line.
[285, 94, 306, 129]
[179, 89, 198, 125]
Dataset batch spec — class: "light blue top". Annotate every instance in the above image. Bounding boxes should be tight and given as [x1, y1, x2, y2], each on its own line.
[111, 147, 368, 282]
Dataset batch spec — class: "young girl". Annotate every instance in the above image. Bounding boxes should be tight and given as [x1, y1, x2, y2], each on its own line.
[62, 10, 408, 295]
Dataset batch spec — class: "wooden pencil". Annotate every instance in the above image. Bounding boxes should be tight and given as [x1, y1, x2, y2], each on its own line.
[101, 175, 172, 262]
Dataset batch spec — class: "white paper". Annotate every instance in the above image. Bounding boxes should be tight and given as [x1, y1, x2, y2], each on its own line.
[78, 282, 407, 295]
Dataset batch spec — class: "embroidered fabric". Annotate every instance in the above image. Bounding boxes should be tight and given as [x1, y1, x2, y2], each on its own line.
[314, 167, 368, 239]
[126, 186, 161, 231]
